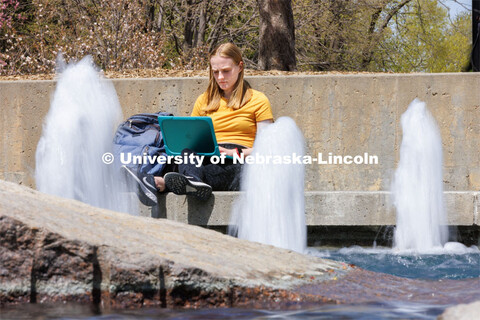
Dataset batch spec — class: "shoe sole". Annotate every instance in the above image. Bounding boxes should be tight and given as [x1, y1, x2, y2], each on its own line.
[164, 172, 212, 200]
[121, 165, 158, 206]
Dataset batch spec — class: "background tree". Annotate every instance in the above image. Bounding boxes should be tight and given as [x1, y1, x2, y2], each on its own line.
[163, 0, 259, 69]
[293, 0, 415, 71]
[257, 0, 296, 70]
[0, 0, 170, 73]
[371, 0, 471, 72]
[0, 0, 29, 73]
[0, 0, 472, 75]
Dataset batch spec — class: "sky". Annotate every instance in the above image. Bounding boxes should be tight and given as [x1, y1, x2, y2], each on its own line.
[442, 0, 472, 17]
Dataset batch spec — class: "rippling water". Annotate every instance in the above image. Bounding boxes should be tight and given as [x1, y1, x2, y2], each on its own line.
[0, 301, 453, 319]
[308, 246, 480, 280]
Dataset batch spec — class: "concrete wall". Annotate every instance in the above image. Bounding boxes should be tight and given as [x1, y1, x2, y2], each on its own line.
[1, 73, 479, 192]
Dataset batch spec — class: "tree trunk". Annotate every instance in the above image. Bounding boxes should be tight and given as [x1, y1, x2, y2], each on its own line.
[156, 0, 164, 33]
[183, 0, 195, 51]
[326, 0, 347, 70]
[193, 0, 207, 47]
[257, 0, 296, 71]
[145, 1, 154, 31]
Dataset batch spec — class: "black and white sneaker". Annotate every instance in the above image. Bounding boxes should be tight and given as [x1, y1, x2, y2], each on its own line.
[164, 172, 212, 201]
[121, 165, 158, 206]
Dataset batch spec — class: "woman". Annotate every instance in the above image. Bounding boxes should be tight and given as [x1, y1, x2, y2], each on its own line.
[125, 43, 273, 204]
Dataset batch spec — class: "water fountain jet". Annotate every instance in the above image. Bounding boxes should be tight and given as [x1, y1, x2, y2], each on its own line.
[228, 117, 306, 253]
[392, 99, 448, 252]
[35, 56, 137, 215]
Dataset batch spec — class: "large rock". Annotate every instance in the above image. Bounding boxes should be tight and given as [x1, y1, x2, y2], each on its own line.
[0, 180, 348, 308]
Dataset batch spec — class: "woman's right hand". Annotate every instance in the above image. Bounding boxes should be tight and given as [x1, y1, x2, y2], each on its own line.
[218, 146, 236, 157]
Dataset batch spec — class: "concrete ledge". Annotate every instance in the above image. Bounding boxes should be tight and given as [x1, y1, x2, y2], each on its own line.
[138, 191, 479, 227]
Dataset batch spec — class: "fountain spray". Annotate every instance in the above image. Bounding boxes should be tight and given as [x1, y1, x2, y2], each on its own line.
[229, 117, 306, 253]
[392, 99, 448, 252]
[35, 56, 137, 215]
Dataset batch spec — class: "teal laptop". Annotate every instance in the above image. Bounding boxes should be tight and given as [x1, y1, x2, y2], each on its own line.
[158, 116, 220, 156]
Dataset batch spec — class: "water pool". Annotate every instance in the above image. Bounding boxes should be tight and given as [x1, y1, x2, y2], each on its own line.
[0, 301, 468, 319]
[308, 246, 480, 280]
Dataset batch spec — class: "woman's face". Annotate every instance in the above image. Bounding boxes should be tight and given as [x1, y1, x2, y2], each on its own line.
[210, 55, 243, 96]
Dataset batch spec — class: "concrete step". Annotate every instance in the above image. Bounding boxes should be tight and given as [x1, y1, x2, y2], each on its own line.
[136, 191, 479, 227]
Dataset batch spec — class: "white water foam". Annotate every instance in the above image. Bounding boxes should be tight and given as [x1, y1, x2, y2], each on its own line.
[334, 243, 479, 255]
[228, 117, 306, 253]
[35, 56, 137, 215]
[392, 99, 448, 252]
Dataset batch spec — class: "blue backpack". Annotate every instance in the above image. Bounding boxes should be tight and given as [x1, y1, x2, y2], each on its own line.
[113, 112, 173, 175]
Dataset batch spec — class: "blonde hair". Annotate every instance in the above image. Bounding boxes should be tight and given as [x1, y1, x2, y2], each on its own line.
[201, 43, 252, 115]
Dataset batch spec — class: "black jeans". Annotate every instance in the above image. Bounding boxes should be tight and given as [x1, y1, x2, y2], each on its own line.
[178, 144, 245, 191]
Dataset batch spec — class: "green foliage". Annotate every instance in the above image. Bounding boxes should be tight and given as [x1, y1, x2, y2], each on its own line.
[371, 0, 471, 72]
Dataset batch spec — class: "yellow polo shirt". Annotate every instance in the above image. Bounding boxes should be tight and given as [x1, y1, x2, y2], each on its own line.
[191, 89, 273, 148]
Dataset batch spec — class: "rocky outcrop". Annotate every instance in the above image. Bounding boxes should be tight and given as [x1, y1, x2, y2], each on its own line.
[0, 180, 349, 309]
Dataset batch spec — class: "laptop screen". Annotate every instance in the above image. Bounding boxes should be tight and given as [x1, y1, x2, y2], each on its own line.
[158, 116, 219, 156]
